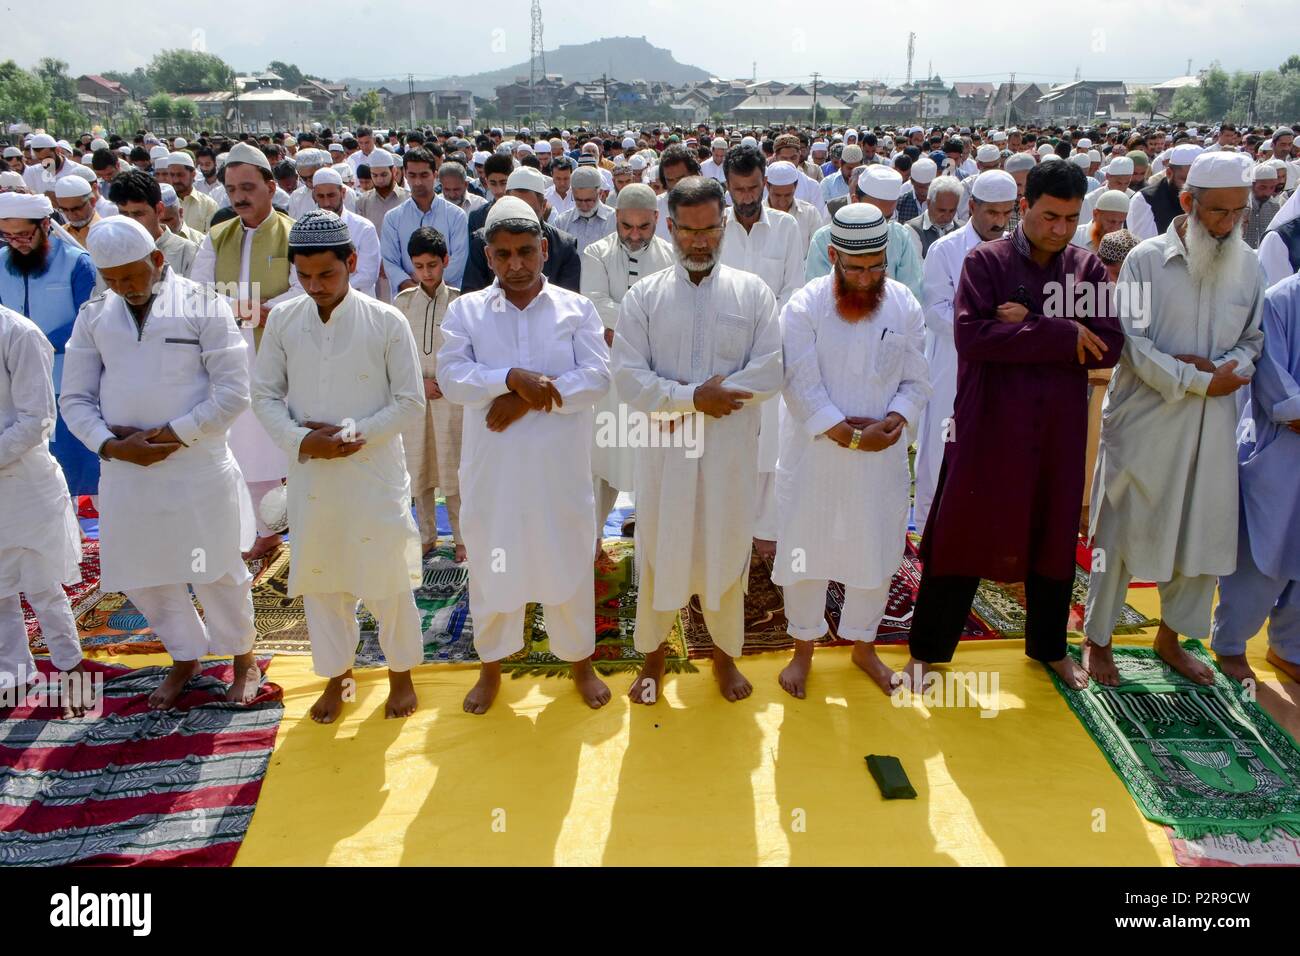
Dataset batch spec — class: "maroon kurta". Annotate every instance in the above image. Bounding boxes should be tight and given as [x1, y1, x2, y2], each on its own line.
[919, 227, 1124, 582]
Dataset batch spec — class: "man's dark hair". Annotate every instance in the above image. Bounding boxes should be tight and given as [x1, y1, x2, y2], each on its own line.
[403, 146, 438, 171]
[657, 143, 700, 187]
[943, 138, 963, 154]
[210, 206, 239, 228]
[356, 163, 371, 180]
[485, 218, 542, 244]
[519, 153, 541, 170]
[406, 131, 426, 146]
[1025, 160, 1088, 207]
[129, 145, 151, 164]
[288, 241, 355, 263]
[341, 136, 359, 151]
[408, 226, 448, 259]
[893, 153, 913, 174]
[862, 132, 878, 147]
[91, 148, 118, 174]
[483, 153, 514, 178]
[550, 156, 575, 173]
[723, 143, 765, 181]
[667, 175, 726, 220]
[108, 169, 162, 207]
[273, 160, 297, 181]
[195, 146, 215, 162]
[356, 126, 373, 139]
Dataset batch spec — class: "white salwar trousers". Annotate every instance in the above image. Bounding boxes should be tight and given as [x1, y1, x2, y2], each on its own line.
[302, 590, 423, 678]
[633, 560, 747, 658]
[125, 570, 255, 661]
[473, 581, 595, 665]
[0, 589, 82, 688]
[783, 578, 890, 643]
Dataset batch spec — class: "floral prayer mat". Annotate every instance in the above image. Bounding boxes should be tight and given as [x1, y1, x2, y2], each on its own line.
[1052, 641, 1300, 842]
[0, 657, 283, 866]
[353, 538, 694, 677]
[977, 562, 1158, 638]
[23, 540, 102, 646]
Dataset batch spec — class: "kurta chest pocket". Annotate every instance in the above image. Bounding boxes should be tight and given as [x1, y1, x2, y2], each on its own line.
[715, 313, 750, 364]
[874, 328, 904, 373]
[159, 337, 203, 384]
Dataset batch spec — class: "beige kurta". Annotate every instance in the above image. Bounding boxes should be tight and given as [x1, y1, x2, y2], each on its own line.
[394, 282, 462, 497]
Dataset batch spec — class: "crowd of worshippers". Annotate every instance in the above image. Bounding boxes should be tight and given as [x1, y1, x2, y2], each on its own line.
[1, 115, 1298, 721]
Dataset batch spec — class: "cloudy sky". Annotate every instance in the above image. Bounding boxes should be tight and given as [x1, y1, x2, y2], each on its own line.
[8, 0, 1296, 86]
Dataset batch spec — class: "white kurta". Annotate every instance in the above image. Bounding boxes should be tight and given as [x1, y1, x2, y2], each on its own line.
[438, 278, 611, 612]
[914, 221, 983, 530]
[341, 208, 381, 298]
[773, 276, 931, 589]
[251, 289, 425, 599]
[192, 217, 302, 484]
[720, 205, 806, 475]
[580, 232, 676, 490]
[771, 198, 824, 257]
[59, 271, 255, 593]
[1092, 219, 1266, 580]
[613, 263, 783, 611]
[0, 306, 80, 596]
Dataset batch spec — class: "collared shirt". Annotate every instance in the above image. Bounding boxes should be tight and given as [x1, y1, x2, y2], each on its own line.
[545, 185, 575, 215]
[720, 205, 805, 310]
[804, 218, 925, 301]
[180, 189, 218, 233]
[553, 202, 616, 251]
[820, 170, 853, 203]
[380, 194, 470, 297]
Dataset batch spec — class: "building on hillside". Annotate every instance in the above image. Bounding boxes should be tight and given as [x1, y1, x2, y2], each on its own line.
[77, 75, 130, 113]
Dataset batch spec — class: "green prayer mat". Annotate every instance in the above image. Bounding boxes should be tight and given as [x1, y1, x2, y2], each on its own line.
[1052, 640, 1300, 842]
[355, 539, 694, 678]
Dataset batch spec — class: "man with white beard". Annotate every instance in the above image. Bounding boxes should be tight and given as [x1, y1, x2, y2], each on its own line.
[773, 205, 930, 698]
[913, 171, 1018, 532]
[553, 166, 616, 252]
[580, 184, 676, 553]
[1085, 152, 1265, 685]
[718, 144, 805, 558]
[613, 177, 783, 703]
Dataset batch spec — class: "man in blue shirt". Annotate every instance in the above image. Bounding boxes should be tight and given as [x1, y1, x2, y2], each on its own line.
[380, 147, 469, 299]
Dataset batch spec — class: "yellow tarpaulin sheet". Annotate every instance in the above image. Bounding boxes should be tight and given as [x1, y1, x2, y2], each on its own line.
[99, 588, 1297, 866]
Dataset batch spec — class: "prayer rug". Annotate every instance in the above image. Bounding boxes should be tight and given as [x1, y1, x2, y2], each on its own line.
[354, 539, 694, 677]
[1052, 640, 1300, 842]
[24, 540, 102, 645]
[0, 657, 283, 866]
[977, 563, 1157, 638]
[682, 541, 995, 658]
[1167, 829, 1300, 866]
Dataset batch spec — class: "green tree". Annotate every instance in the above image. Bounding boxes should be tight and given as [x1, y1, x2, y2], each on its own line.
[1169, 86, 1205, 122]
[267, 61, 304, 89]
[147, 49, 233, 94]
[171, 97, 197, 130]
[0, 62, 51, 125]
[147, 92, 174, 132]
[1132, 91, 1156, 119]
[1199, 65, 1231, 120]
[50, 99, 88, 137]
[350, 89, 384, 125]
[1280, 54, 1300, 75]
[35, 57, 76, 102]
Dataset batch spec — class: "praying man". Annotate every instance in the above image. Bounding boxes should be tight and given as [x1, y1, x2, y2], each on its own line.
[60, 217, 261, 708]
[438, 196, 613, 714]
[773, 205, 930, 697]
[613, 176, 783, 703]
[1086, 152, 1264, 685]
[252, 210, 426, 722]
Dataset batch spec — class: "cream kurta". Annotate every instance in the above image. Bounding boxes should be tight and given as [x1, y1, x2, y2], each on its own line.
[580, 231, 676, 490]
[251, 289, 425, 599]
[1092, 217, 1266, 579]
[0, 306, 80, 595]
[613, 263, 783, 611]
[59, 270, 255, 592]
[773, 276, 930, 590]
[395, 282, 462, 496]
[438, 278, 611, 613]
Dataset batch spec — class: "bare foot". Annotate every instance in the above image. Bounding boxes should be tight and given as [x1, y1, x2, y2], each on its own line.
[712, 647, 752, 702]
[1048, 655, 1090, 690]
[149, 660, 199, 710]
[310, 672, 352, 724]
[852, 642, 899, 694]
[1215, 652, 1256, 685]
[385, 669, 418, 718]
[572, 658, 611, 709]
[778, 640, 814, 699]
[453, 543, 467, 563]
[225, 652, 262, 703]
[1266, 648, 1300, 683]
[896, 656, 932, 695]
[59, 661, 94, 718]
[1154, 626, 1215, 685]
[753, 537, 776, 561]
[242, 533, 283, 563]
[629, 645, 666, 705]
[1082, 638, 1120, 686]
[464, 662, 501, 715]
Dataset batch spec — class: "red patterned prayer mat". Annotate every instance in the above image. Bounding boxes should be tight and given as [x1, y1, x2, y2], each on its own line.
[0, 658, 283, 866]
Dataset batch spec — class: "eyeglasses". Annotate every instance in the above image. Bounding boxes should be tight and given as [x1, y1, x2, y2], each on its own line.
[1, 226, 40, 244]
[671, 225, 723, 238]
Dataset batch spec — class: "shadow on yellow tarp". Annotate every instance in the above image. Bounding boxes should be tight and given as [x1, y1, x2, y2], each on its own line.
[97, 587, 1296, 866]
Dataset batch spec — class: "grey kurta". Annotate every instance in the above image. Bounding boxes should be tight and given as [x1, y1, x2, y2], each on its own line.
[395, 282, 462, 497]
[1091, 216, 1266, 580]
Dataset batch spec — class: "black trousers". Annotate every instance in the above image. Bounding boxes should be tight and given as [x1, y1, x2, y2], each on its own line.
[909, 568, 1074, 664]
